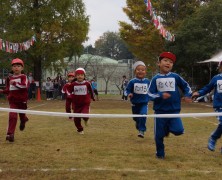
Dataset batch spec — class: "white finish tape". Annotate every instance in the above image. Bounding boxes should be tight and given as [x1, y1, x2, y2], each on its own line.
[0, 107, 220, 118]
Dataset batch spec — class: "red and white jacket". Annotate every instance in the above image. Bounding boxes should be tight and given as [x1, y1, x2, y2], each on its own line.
[68, 80, 95, 106]
[2, 74, 29, 103]
[62, 83, 73, 99]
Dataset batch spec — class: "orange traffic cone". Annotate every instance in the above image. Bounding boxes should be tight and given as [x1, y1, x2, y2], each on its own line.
[37, 87, 41, 101]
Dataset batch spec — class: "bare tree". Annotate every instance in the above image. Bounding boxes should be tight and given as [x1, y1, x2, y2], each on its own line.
[111, 67, 129, 95]
[98, 64, 118, 94]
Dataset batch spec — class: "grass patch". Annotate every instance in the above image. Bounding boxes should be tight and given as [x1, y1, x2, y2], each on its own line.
[0, 95, 222, 179]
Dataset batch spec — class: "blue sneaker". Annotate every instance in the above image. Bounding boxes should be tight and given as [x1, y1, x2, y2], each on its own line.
[208, 138, 216, 151]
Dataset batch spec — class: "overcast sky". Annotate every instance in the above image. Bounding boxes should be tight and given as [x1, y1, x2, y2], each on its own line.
[83, 0, 130, 46]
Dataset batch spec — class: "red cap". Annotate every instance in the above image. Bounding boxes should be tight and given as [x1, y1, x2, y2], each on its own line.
[159, 52, 176, 63]
[67, 72, 75, 77]
[11, 58, 24, 67]
[75, 68, 86, 75]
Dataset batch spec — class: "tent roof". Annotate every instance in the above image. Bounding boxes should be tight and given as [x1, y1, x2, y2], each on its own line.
[198, 52, 222, 63]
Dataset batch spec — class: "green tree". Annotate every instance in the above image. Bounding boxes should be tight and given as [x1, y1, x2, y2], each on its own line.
[94, 31, 134, 60]
[119, 0, 205, 70]
[169, 0, 222, 86]
[119, 0, 164, 68]
[0, 0, 89, 83]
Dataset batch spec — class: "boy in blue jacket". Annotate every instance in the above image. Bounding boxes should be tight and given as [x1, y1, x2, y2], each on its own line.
[148, 52, 192, 159]
[126, 61, 150, 138]
[193, 61, 222, 153]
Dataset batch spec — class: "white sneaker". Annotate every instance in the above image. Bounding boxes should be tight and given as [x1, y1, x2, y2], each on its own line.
[78, 131, 84, 135]
[138, 131, 144, 138]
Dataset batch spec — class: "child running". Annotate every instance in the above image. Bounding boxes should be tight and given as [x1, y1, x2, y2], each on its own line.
[192, 61, 222, 153]
[62, 72, 75, 120]
[148, 52, 192, 159]
[68, 68, 95, 134]
[126, 61, 150, 138]
[0, 58, 29, 142]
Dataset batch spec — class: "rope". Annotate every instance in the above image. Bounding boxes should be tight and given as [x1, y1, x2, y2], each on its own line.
[0, 107, 220, 118]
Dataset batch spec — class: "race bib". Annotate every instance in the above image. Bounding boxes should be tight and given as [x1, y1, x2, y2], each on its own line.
[156, 78, 175, 92]
[10, 78, 21, 90]
[217, 80, 222, 93]
[134, 83, 148, 94]
[74, 85, 87, 95]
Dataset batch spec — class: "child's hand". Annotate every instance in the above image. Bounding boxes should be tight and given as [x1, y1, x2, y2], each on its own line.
[128, 93, 133, 99]
[184, 97, 192, 103]
[162, 92, 171, 99]
[192, 92, 199, 99]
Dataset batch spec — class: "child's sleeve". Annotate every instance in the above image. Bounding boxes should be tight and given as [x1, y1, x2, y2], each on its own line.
[66, 83, 74, 96]
[198, 77, 216, 96]
[176, 75, 192, 97]
[148, 78, 163, 99]
[126, 80, 133, 95]
[61, 84, 67, 94]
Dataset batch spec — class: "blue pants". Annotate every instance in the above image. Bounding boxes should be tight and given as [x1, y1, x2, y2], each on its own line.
[211, 108, 222, 140]
[154, 115, 184, 157]
[132, 103, 148, 132]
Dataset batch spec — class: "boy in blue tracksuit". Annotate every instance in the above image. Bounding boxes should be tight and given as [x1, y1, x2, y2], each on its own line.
[126, 61, 150, 138]
[148, 52, 192, 159]
[193, 61, 222, 153]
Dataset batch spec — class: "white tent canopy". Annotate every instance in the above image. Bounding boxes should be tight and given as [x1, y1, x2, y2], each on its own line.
[198, 51, 222, 63]
[196, 51, 222, 81]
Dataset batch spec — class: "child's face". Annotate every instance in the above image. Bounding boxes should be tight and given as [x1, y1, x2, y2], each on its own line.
[158, 58, 174, 74]
[68, 76, 75, 82]
[12, 64, 23, 75]
[76, 73, 85, 82]
[135, 65, 146, 79]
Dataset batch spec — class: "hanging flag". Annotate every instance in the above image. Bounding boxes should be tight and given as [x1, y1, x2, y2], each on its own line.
[0, 35, 36, 53]
[144, 0, 175, 42]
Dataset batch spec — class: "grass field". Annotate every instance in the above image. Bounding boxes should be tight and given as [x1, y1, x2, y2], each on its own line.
[0, 95, 222, 179]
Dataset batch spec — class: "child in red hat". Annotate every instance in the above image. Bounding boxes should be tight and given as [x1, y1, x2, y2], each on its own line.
[0, 58, 29, 142]
[62, 72, 76, 120]
[68, 68, 95, 134]
[148, 52, 192, 159]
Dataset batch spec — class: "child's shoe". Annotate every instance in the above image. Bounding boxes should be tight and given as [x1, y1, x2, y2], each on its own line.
[78, 131, 84, 135]
[156, 155, 165, 159]
[138, 131, 144, 138]
[19, 122, 26, 131]
[208, 137, 216, 151]
[19, 119, 29, 131]
[6, 134, 14, 142]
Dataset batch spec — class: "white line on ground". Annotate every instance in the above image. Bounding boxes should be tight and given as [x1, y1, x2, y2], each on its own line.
[193, 117, 218, 125]
[0, 167, 221, 174]
[28, 103, 47, 109]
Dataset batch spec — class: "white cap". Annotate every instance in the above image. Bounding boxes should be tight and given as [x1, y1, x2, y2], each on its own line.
[75, 67, 86, 75]
[132, 61, 146, 70]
